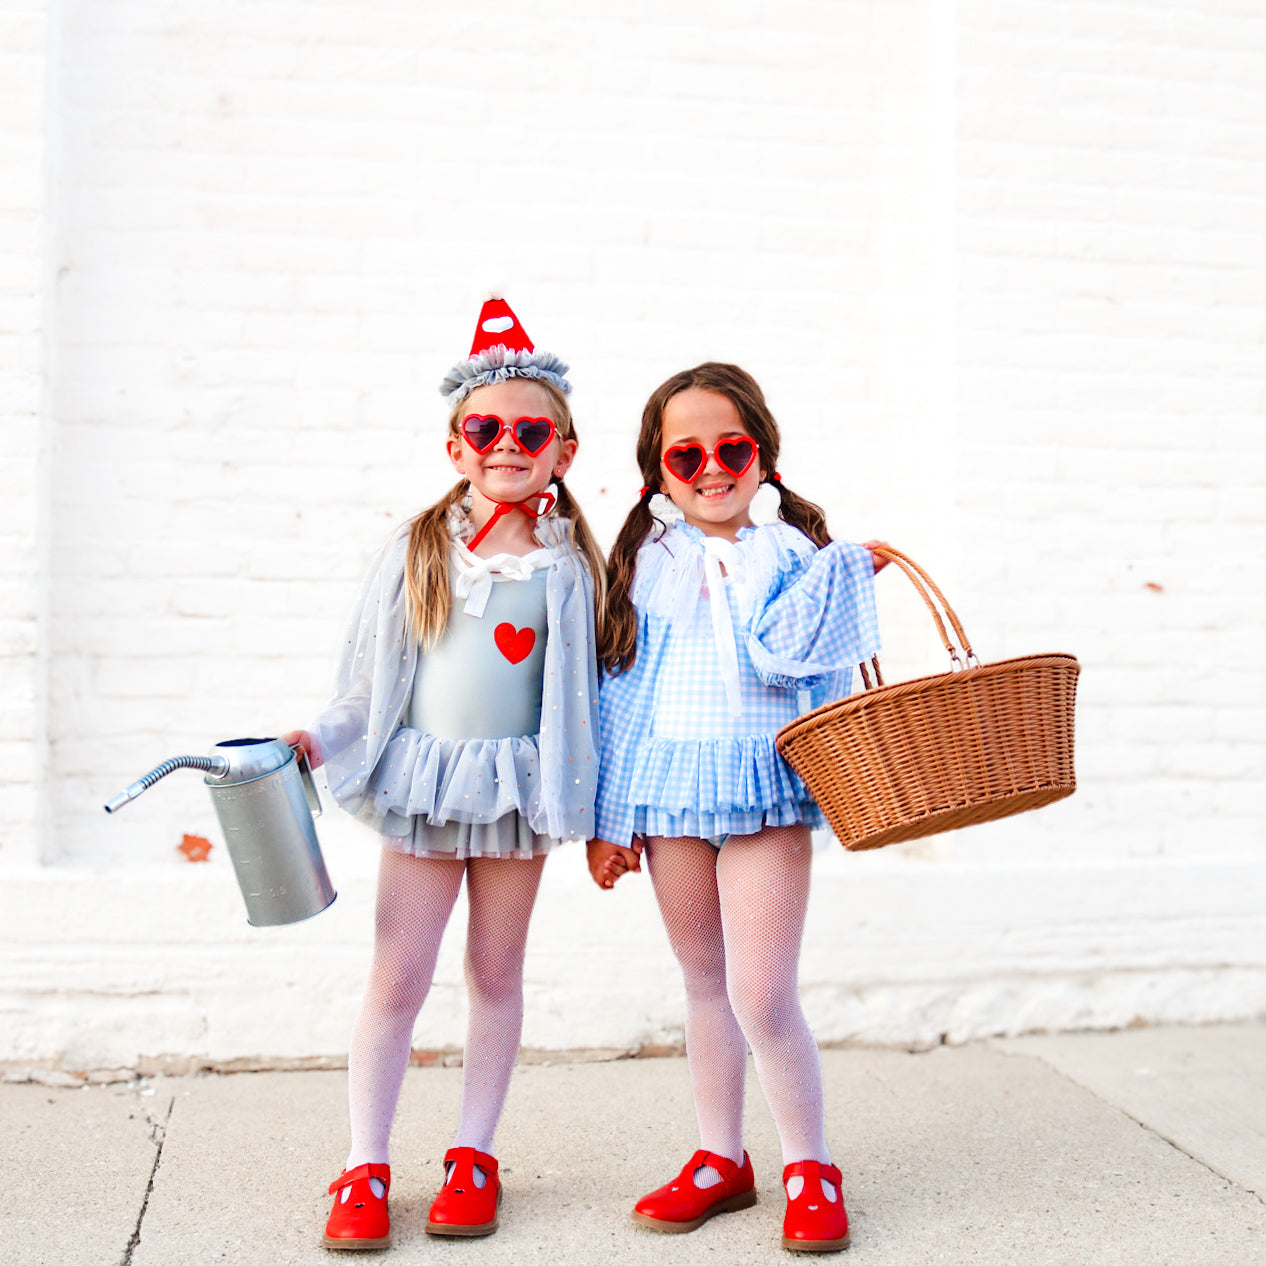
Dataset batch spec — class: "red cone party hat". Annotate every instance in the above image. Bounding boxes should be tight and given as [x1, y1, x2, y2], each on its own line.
[468, 298, 534, 358]
[440, 297, 571, 404]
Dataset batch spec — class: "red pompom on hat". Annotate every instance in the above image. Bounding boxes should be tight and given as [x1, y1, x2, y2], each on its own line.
[440, 296, 570, 404]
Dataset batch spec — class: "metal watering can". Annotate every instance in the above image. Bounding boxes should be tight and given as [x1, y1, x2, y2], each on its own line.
[104, 737, 336, 927]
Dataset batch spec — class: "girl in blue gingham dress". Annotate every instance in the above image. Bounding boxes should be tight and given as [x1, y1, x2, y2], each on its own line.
[587, 363, 885, 1255]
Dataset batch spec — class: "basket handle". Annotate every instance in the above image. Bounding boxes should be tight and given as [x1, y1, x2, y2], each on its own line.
[862, 545, 978, 687]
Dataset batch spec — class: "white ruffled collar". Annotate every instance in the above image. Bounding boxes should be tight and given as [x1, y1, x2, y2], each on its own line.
[445, 496, 571, 618]
[643, 516, 762, 557]
[635, 519, 817, 613]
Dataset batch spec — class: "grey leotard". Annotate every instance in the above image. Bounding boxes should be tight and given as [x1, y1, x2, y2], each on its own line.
[410, 569, 548, 740]
[395, 566, 551, 859]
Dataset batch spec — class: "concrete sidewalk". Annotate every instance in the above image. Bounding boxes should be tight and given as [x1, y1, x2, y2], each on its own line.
[7, 1024, 1263, 1266]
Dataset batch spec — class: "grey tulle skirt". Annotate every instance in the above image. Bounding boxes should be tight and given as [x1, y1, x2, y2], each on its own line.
[382, 811, 556, 861]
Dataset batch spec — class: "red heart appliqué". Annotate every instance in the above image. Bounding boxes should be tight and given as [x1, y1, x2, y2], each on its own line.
[494, 623, 536, 665]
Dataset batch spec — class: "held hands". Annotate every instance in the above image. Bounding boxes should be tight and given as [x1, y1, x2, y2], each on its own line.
[862, 540, 892, 574]
[281, 729, 323, 768]
[586, 838, 643, 890]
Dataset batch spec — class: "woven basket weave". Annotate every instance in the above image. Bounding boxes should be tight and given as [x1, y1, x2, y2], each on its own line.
[775, 546, 1080, 851]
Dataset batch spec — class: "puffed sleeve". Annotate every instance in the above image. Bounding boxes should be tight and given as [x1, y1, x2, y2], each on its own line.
[744, 537, 880, 689]
[310, 530, 417, 820]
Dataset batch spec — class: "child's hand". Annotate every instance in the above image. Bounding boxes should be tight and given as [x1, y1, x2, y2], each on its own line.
[862, 540, 892, 574]
[281, 729, 323, 768]
[586, 838, 643, 890]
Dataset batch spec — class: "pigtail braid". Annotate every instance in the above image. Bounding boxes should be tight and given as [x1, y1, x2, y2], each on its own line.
[601, 488, 661, 674]
[552, 475, 608, 641]
[771, 477, 832, 548]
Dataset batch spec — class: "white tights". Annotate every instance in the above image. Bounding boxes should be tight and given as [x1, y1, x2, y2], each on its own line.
[645, 824, 831, 1173]
[343, 848, 546, 1170]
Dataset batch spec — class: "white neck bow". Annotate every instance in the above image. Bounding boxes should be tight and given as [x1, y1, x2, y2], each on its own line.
[453, 547, 545, 618]
[701, 536, 748, 718]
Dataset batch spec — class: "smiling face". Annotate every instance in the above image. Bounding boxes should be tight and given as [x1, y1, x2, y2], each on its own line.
[447, 378, 576, 511]
[658, 387, 764, 538]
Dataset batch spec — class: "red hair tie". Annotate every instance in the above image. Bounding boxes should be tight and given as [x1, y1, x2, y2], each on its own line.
[639, 485, 651, 499]
[771, 472, 783, 483]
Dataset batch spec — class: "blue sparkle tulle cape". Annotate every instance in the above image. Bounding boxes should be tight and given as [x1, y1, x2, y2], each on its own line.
[313, 516, 599, 843]
[595, 520, 880, 847]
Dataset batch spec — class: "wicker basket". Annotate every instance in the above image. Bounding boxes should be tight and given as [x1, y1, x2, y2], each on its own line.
[775, 546, 1080, 851]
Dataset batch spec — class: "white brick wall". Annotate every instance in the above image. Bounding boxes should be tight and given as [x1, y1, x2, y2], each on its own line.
[0, 0, 50, 867]
[954, 0, 1266, 870]
[3, 0, 1263, 1068]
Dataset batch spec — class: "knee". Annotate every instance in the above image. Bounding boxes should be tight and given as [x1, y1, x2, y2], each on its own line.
[367, 961, 431, 1022]
[728, 981, 801, 1045]
[465, 947, 524, 1007]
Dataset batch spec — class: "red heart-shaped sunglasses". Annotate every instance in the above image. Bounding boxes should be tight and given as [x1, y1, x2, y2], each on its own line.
[461, 414, 557, 456]
[662, 437, 758, 484]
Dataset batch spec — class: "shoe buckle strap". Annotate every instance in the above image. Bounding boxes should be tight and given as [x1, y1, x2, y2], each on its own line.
[328, 1163, 391, 1195]
[442, 1146, 499, 1183]
[700, 1150, 742, 1183]
[785, 1159, 842, 1190]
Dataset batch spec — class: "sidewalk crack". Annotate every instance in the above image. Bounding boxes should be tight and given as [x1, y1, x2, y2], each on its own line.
[118, 1091, 174, 1266]
[997, 1044, 1265, 1207]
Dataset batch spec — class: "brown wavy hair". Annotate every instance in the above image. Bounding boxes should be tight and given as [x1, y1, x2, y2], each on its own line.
[601, 362, 830, 675]
[404, 380, 606, 648]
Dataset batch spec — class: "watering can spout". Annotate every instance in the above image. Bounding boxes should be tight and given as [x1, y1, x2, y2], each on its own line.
[103, 755, 230, 813]
[104, 783, 146, 814]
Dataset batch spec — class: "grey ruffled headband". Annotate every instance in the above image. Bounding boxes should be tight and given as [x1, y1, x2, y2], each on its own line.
[440, 298, 572, 404]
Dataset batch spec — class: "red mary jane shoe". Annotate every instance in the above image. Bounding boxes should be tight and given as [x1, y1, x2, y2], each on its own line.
[426, 1147, 501, 1237]
[322, 1163, 391, 1251]
[631, 1149, 757, 1233]
[782, 1159, 850, 1252]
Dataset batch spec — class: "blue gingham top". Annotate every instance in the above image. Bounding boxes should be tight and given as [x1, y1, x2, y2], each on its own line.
[595, 519, 880, 846]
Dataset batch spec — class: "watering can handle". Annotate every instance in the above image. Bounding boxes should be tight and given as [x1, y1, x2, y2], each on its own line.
[291, 742, 322, 818]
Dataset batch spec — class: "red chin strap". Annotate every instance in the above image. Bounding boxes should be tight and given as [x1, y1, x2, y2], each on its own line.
[467, 490, 556, 552]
